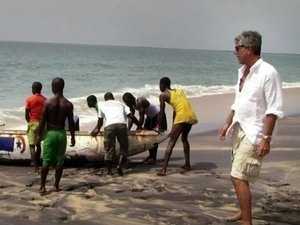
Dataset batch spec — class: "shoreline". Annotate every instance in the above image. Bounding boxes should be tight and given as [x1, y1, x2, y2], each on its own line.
[172, 87, 300, 135]
[0, 87, 299, 132]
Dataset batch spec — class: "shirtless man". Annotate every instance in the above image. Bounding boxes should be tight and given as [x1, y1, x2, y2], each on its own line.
[37, 77, 76, 194]
[157, 77, 198, 176]
[122, 92, 167, 162]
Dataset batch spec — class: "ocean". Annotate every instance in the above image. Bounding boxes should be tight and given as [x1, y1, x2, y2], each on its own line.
[0, 41, 299, 130]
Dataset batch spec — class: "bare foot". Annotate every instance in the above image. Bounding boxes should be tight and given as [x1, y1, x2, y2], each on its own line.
[38, 187, 47, 195]
[34, 167, 40, 174]
[117, 167, 123, 176]
[51, 187, 62, 192]
[180, 165, 192, 171]
[225, 211, 242, 222]
[157, 170, 166, 176]
[107, 171, 114, 176]
[143, 156, 156, 163]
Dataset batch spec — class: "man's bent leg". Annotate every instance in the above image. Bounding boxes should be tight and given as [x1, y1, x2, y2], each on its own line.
[181, 123, 192, 170]
[39, 166, 49, 193]
[105, 160, 113, 175]
[143, 117, 158, 162]
[29, 145, 38, 172]
[117, 155, 124, 176]
[157, 124, 182, 176]
[144, 145, 158, 162]
[36, 143, 41, 166]
[116, 124, 128, 176]
[54, 166, 63, 191]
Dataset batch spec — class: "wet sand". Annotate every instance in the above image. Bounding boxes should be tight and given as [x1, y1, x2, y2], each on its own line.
[1, 117, 299, 225]
[0, 89, 300, 225]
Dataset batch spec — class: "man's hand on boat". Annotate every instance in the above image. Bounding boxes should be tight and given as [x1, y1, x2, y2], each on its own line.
[70, 136, 76, 147]
[153, 126, 166, 134]
[90, 128, 101, 137]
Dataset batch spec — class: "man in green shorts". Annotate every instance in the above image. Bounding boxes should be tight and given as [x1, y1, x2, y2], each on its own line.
[37, 77, 76, 194]
[25, 81, 46, 172]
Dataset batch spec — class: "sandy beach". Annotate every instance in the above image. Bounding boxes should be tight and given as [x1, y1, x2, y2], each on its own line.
[0, 88, 299, 225]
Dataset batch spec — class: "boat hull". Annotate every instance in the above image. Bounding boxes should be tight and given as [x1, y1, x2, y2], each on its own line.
[0, 130, 168, 164]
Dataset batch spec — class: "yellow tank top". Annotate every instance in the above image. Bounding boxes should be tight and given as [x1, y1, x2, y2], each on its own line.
[169, 89, 198, 125]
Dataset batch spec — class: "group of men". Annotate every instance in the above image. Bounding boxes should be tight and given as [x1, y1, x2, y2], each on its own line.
[86, 76, 198, 176]
[25, 75, 198, 193]
[25, 78, 76, 194]
[24, 30, 283, 225]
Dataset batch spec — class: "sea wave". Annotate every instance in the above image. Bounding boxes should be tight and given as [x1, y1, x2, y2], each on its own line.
[84, 82, 300, 100]
[282, 82, 300, 88]
[1, 82, 299, 130]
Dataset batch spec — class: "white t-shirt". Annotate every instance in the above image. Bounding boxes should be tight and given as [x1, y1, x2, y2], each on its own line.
[65, 114, 79, 130]
[229, 58, 284, 144]
[98, 100, 131, 127]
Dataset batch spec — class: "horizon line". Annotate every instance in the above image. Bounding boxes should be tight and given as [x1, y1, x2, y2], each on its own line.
[0, 39, 298, 56]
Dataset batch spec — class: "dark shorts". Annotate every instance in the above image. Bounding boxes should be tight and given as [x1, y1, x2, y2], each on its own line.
[144, 114, 167, 131]
[42, 130, 67, 167]
[104, 123, 128, 161]
[144, 115, 158, 130]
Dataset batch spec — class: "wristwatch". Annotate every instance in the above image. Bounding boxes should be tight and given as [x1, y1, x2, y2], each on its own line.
[262, 134, 272, 141]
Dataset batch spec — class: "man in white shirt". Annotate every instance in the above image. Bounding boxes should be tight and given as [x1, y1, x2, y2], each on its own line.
[65, 113, 79, 131]
[219, 31, 283, 225]
[90, 92, 132, 176]
[86, 95, 100, 132]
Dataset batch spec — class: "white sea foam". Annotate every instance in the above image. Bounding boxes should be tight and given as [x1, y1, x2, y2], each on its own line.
[81, 82, 300, 101]
[282, 82, 300, 88]
[1, 82, 299, 130]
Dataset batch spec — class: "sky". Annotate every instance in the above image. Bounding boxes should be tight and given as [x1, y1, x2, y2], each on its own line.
[0, 0, 299, 54]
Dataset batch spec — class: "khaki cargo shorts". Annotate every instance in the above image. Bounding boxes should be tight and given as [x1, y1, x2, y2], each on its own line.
[231, 124, 262, 183]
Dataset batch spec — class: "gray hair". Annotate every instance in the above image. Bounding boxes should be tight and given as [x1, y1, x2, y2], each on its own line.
[235, 31, 262, 55]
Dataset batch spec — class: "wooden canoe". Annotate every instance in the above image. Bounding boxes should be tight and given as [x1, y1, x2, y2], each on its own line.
[0, 130, 168, 164]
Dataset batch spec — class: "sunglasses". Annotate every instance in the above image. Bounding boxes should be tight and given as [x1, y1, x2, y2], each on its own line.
[235, 45, 246, 52]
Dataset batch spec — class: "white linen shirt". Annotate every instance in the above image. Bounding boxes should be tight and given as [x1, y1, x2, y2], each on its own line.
[98, 100, 131, 128]
[229, 58, 284, 144]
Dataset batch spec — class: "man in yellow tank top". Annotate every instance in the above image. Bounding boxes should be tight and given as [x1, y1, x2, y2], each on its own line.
[157, 77, 198, 176]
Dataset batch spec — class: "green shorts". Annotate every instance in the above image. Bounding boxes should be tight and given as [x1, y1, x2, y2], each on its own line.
[42, 130, 67, 167]
[27, 121, 40, 145]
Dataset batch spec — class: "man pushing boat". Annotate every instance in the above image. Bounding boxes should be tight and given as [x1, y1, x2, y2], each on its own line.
[90, 92, 132, 176]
